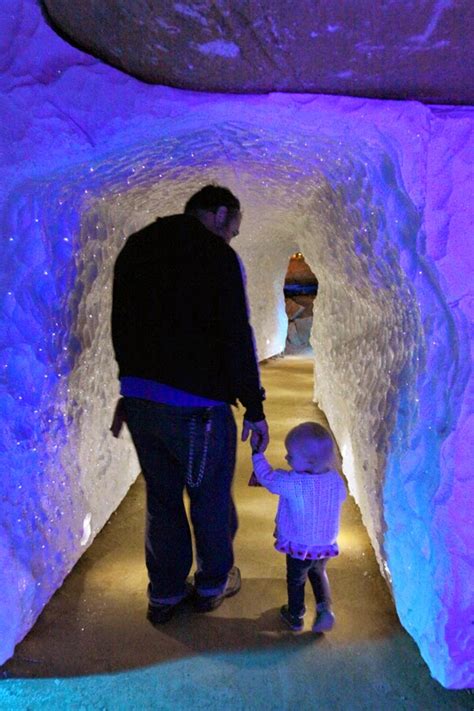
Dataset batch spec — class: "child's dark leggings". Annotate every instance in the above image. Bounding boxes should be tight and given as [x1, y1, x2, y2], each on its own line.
[286, 555, 331, 617]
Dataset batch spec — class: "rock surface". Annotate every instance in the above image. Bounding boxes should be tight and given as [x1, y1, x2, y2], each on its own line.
[0, 0, 473, 690]
[41, 0, 474, 104]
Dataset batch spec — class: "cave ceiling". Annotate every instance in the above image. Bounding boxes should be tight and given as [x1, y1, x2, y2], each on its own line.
[42, 0, 472, 105]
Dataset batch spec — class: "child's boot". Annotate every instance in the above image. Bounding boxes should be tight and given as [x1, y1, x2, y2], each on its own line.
[280, 604, 305, 631]
[312, 602, 335, 633]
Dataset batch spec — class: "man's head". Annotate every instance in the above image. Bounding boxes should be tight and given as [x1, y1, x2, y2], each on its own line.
[285, 422, 336, 473]
[184, 184, 242, 244]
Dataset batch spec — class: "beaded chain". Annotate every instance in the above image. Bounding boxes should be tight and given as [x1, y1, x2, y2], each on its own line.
[185, 409, 213, 488]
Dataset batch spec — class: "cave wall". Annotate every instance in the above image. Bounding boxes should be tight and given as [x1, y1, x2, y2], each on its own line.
[0, 0, 472, 689]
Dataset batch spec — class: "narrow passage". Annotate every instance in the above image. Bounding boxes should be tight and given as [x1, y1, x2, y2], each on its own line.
[2, 358, 468, 710]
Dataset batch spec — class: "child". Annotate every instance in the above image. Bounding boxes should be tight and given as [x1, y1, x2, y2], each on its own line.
[250, 421, 346, 632]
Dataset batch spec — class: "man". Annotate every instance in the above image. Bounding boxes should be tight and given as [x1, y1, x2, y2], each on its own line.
[111, 184, 269, 625]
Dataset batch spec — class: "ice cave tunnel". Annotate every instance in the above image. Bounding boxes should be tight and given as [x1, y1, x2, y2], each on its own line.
[0, 0, 473, 692]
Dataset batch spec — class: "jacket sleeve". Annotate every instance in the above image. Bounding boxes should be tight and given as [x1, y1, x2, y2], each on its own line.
[252, 454, 293, 494]
[217, 248, 265, 421]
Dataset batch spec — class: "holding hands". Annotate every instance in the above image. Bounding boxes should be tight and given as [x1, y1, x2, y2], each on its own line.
[242, 418, 269, 487]
[241, 418, 269, 454]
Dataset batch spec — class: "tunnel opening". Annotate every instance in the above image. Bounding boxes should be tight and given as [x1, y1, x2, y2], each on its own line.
[284, 252, 318, 356]
[65, 139, 421, 599]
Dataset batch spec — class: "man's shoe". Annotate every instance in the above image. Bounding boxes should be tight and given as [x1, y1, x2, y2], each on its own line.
[280, 604, 305, 632]
[147, 601, 178, 625]
[147, 585, 193, 626]
[312, 607, 335, 633]
[194, 566, 241, 612]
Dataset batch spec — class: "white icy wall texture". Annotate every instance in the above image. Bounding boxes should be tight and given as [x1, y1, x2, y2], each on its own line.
[0, 0, 472, 689]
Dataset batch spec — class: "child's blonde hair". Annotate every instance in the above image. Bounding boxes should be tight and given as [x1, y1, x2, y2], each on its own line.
[285, 422, 335, 469]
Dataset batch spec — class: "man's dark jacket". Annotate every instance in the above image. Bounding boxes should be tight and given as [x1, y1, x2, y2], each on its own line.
[112, 214, 265, 422]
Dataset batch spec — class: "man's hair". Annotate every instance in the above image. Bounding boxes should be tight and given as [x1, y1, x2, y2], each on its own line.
[184, 184, 240, 218]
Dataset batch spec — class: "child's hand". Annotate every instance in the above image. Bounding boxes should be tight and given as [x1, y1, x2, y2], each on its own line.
[248, 472, 262, 487]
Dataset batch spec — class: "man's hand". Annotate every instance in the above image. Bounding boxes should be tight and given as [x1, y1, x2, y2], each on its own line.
[241, 418, 269, 453]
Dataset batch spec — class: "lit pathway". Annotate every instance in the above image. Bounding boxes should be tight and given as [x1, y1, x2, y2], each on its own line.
[1, 358, 471, 710]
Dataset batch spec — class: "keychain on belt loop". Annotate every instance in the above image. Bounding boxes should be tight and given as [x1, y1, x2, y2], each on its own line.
[186, 408, 213, 488]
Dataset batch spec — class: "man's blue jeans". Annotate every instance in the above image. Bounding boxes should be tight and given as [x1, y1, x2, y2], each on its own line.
[124, 397, 237, 604]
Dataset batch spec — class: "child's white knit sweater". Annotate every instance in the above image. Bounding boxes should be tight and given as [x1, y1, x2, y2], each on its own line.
[252, 453, 346, 560]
